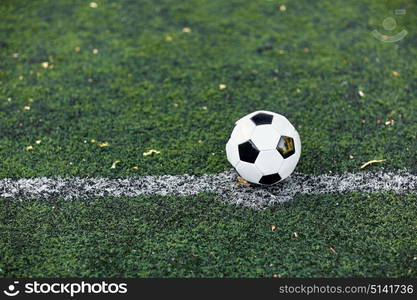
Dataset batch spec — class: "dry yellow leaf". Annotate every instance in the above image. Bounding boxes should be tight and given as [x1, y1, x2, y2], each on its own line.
[360, 159, 385, 169]
[98, 142, 110, 147]
[143, 149, 161, 156]
[111, 160, 121, 169]
[235, 176, 251, 187]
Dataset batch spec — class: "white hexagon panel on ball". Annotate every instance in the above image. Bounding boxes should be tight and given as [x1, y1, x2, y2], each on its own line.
[226, 110, 301, 185]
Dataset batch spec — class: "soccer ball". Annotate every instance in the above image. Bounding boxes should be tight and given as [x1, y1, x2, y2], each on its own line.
[226, 110, 301, 185]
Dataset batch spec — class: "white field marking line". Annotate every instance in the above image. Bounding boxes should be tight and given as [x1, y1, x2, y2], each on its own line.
[0, 170, 416, 209]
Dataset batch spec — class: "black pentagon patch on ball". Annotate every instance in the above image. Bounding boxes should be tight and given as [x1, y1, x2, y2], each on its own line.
[238, 140, 259, 163]
[276, 135, 295, 158]
[250, 113, 273, 125]
[259, 173, 282, 185]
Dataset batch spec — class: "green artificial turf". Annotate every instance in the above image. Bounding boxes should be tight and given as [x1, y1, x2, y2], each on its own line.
[0, 0, 416, 277]
[1, 193, 417, 277]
